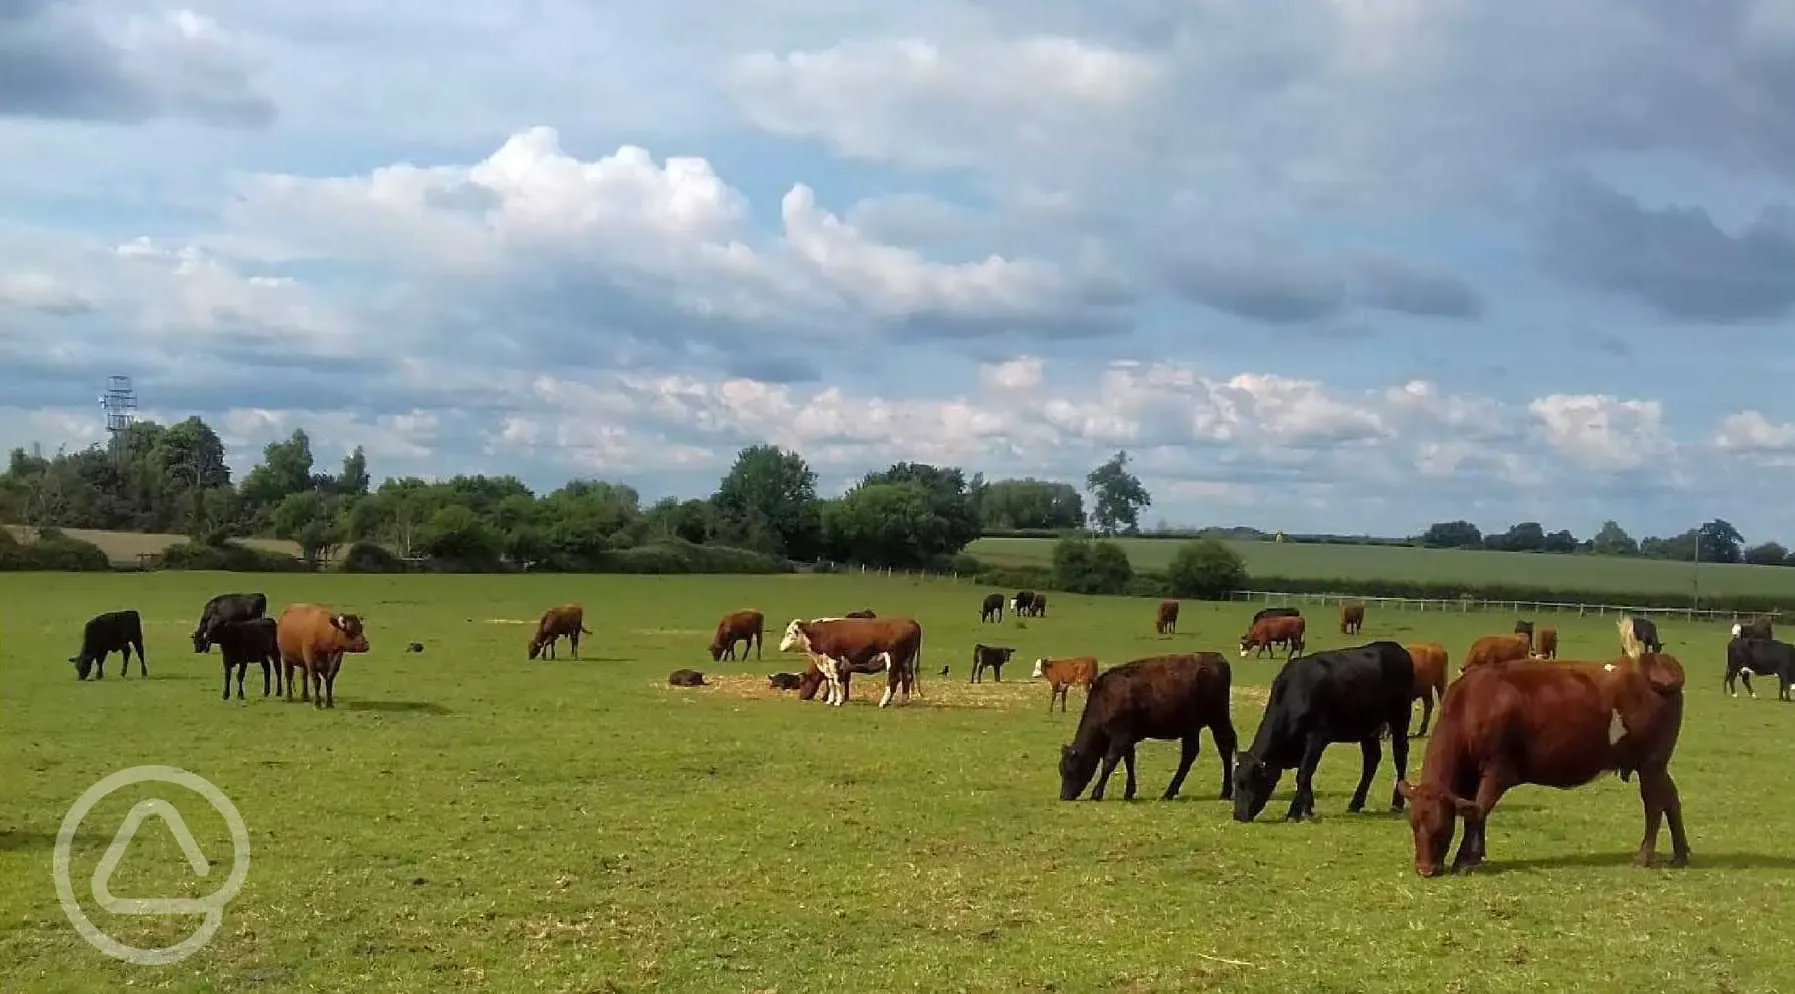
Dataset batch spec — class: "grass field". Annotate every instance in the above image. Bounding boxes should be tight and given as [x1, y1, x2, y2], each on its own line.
[3, 573, 1791, 993]
[3, 526, 302, 566]
[969, 535, 1795, 599]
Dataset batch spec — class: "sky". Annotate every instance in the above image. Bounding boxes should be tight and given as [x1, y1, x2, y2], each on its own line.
[5, 0, 1795, 543]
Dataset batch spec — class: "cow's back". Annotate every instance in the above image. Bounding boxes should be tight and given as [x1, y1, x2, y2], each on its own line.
[277, 603, 332, 658]
[1432, 662, 1623, 788]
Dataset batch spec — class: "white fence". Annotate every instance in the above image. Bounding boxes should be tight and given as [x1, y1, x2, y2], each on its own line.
[1225, 589, 1778, 624]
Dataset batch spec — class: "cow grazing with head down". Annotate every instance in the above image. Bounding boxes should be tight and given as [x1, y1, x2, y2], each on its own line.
[1033, 594, 1048, 617]
[191, 592, 268, 653]
[1239, 615, 1305, 660]
[1732, 616, 1773, 642]
[70, 610, 147, 681]
[528, 603, 591, 660]
[971, 644, 1015, 683]
[214, 617, 282, 700]
[1058, 653, 1238, 803]
[1405, 642, 1450, 736]
[709, 609, 763, 661]
[1531, 628, 1559, 660]
[1033, 656, 1098, 712]
[278, 604, 370, 709]
[1724, 638, 1795, 700]
[1340, 601, 1365, 635]
[1619, 615, 1663, 658]
[1155, 599, 1180, 636]
[1011, 590, 1036, 617]
[1460, 634, 1531, 674]
[1396, 653, 1690, 876]
[780, 617, 922, 708]
[980, 593, 1004, 623]
[1232, 640, 1415, 822]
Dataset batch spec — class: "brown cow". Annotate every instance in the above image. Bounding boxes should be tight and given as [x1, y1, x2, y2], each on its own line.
[277, 603, 370, 709]
[528, 603, 591, 660]
[1405, 642, 1450, 736]
[1155, 599, 1180, 636]
[1032, 656, 1098, 712]
[1340, 601, 1365, 635]
[1239, 615, 1305, 660]
[1530, 628, 1559, 660]
[1058, 653, 1237, 802]
[1459, 634, 1531, 674]
[709, 609, 763, 661]
[779, 617, 922, 708]
[1396, 654, 1690, 876]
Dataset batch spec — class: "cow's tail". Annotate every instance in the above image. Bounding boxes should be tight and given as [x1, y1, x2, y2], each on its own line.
[1617, 617, 1643, 661]
[912, 629, 924, 697]
[580, 624, 592, 634]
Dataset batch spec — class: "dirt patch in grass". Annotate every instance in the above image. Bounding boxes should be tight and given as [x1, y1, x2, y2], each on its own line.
[655, 673, 1270, 712]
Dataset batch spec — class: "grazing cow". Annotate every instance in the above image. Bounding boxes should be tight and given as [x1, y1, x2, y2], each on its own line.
[214, 617, 282, 700]
[1011, 590, 1037, 617]
[1058, 653, 1238, 802]
[845, 609, 877, 619]
[1033, 594, 1048, 618]
[1532, 628, 1559, 660]
[277, 604, 370, 709]
[1232, 640, 1415, 822]
[1340, 601, 1365, 635]
[70, 609, 147, 681]
[1155, 599, 1180, 636]
[1252, 606, 1301, 624]
[1619, 615, 1663, 657]
[1405, 642, 1450, 736]
[668, 669, 707, 687]
[1732, 616, 1774, 641]
[709, 609, 764, 662]
[528, 603, 591, 660]
[405, 641, 425, 654]
[1032, 656, 1099, 712]
[779, 617, 922, 708]
[971, 644, 1015, 683]
[767, 672, 804, 691]
[1239, 615, 1306, 661]
[191, 592, 268, 653]
[1460, 634, 1532, 674]
[980, 593, 1005, 623]
[1724, 638, 1795, 700]
[1395, 654, 1690, 876]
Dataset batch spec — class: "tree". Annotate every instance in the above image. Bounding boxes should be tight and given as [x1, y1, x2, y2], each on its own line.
[1590, 520, 1638, 556]
[1744, 541, 1790, 567]
[1698, 519, 1745, 564]
[822, 482, 946, 568]
[336, 446, 371, 496]
[239, 429, 315, 521]
[1050, 534, 1133, 594]
[712, 444, 822, 559]
[419, 505, 502, 567]
[271, 490, 343, 564]
[976, 477, 1085, 530]
[1085, 451, 1151, 536]
[1488, 521, 1547, 552]
[1419, 521, 1482, 549]
[1542, 529, 1578, 554]
[1165, 539, 1247, 599]
[858, 461, 980, 557]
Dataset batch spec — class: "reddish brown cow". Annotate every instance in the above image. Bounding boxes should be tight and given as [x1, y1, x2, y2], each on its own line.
[1459, 634, 1531, 674]
[1340, 601, 1365, 635]
[1032, 656, 1099, 712]
[528, 603, 590, 660]
[709, 609, 764, 661]
[1058, 652, 1237, 802]
[1155, 599, 1180, 636]
[779, 617, 922, 708]
[1396, 654, 1690, 877]
[1531, 628, 1559, 660]
[1239, 615, 1306, 660]
[277, 603, 370, 709]
[1404, 642, 1450, 736]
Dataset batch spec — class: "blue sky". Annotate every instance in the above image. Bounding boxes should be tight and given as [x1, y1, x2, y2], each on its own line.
[5, 0, 1795, 543]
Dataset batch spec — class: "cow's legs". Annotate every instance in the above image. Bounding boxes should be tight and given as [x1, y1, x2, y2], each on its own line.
[323, 670, 337, 709]
[1451, 772, 1510, 872]
[1347, 737, 1381, 812]
[1632, 767, 1690, 867]
[311, 665, 325, 709]
[235, 663, 248, 700]
[1388, 719, 1412, 812]
[1212, 720, 1239, 800]
[569, 630, 580, 659]
[221, 663, 232, 700]
[991, 663, 1003, 683]
[1089, 745, 1127, 801]
[1161, 735, 1200, 801]
[1285, 734, 1329, 821]
[1416, 694, 1435, 737]
[1120, 744, 1140, 800]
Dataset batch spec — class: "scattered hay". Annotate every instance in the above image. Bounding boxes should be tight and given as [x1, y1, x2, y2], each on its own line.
[651, 673, 1271, 712]
[630, 628, 709, 638]
[479, 618, 535, 625]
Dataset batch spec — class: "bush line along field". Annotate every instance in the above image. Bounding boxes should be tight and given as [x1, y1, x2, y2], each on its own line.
[969, 535, 1795, 601]
[4, 571, 1793, 993]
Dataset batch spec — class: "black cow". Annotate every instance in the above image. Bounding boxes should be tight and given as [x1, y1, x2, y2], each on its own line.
[1012, 590, 1042, 618]
[768, 672, 804, 691]
[191, 592, 268, 653]
[1232, 640, 1414, 822]
[1514, 619, 1534, 640]
[980, 593, 1004, 623]
[1625, 616, 1664, 654]
[1251, 606, 1301, 624]
[70, 610, 147, 680]
[1058, 652, 1238, 802]
[1725, 637, 1795, 701]
[1733, 617, 1774, 642]
[970, 644, 1015, 683]
[214, 617, 282, 700]
[668, 669, 707, 687]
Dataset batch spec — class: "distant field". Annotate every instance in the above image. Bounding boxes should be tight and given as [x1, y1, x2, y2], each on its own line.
[969, 536, 1795, 599]
[3, 526, 301, 565]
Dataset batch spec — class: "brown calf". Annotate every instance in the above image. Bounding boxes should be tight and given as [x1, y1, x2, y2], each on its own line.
[528, 603, 591, 660]
[1239, 615, 1306, 660]
[1032, 656, 1098, 712]
[1459, 634, 1531, 674]
[1155, 599, 1180, 636]
[709, 609, 764, 661]
[277, 603, 370, 709]
[1397, 654, 1690, 876]
[1058, 652, 1237, 802]
[1340, 600, 1365, 635]
[1404, 642, 1450, 736]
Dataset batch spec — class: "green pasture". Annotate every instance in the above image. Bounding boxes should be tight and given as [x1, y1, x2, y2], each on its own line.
[1, 573, 1789, 993]
[970, 535, 1795, 599]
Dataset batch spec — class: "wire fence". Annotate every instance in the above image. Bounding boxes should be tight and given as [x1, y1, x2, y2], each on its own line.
[1224, 589, 1777, 624]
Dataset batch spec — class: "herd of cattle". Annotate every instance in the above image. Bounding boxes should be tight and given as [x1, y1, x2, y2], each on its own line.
[61, 585, 1795, 875]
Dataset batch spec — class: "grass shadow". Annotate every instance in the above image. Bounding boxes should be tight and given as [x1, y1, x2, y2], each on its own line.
[1485, 850, 1795, 874]
[342, 700, 453, 715]
[0, 829, 57, 852]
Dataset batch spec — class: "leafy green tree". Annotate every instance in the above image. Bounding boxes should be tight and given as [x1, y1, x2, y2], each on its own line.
[418, 504, 502, 566]
[858, 461, 980, 557]
[823, 482, 945, 568]
[712, 444, 822, 559]
[976, 477, 1085, 530]
[1085, 451, 1151, 536]
[272, 490, 344, 564]
[1050, 534, 1133, 594]
[1419, 520, 1482, 549]
[1165, 539, 1247, 599]
[1590, 520, 1639, 556]
[1744, 541, 1790, 567]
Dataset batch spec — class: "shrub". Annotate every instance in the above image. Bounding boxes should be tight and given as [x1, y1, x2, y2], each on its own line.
[1251, 574, 1789, 617]
[1050, 535, 1133, 595]
[1165, 539, 1248, 600]
[0, 529, 111, 571]
[339, 541, 406, 573]
[948, 552, 983, 577]
[160, 541, 308, 573]
[596, 539, 791, 575]
[975, 564, 1054, 592]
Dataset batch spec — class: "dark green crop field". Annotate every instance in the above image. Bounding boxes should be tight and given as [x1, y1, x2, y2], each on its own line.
[2, 572, 1789, 992]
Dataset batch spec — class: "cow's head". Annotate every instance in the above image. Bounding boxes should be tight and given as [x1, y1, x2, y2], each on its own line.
[993, 647, 1015, 665]
[1229, 752, 1284, 822]
[1058, 743, 1103, 800]
[330, 614, 370, 653]
[69, 653, 93, 680]
[778, 619, 810, 653]
[1395, 780, 1480, 877]
[1031, 657, 1046, 678]
[192, 630, 211, 654]
[1731, 623, 1743, 639]
[1237, 633, 1254, 657]
[708, 637, 726, 662]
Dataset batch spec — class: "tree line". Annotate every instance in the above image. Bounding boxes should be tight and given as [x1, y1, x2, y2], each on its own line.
[1416, 519, 1794, 566]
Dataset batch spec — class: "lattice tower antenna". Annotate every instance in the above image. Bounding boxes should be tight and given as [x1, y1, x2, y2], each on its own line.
[100, 375, 137, 455]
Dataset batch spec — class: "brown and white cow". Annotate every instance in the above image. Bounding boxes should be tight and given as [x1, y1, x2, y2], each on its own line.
[1155, 599, 1179, 636]
[779, 617, 922, 708]
[1239, 615, 1305, 660]
[528, 603, 591, 660]
[277, 603, 371, 709]
[709, 609, 764, 661]
[1032, 656, 1099, 712]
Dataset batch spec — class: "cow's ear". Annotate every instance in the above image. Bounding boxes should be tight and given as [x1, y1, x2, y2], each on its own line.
[330, 615, 347, 631]
[1394, 780, 1417, 801]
